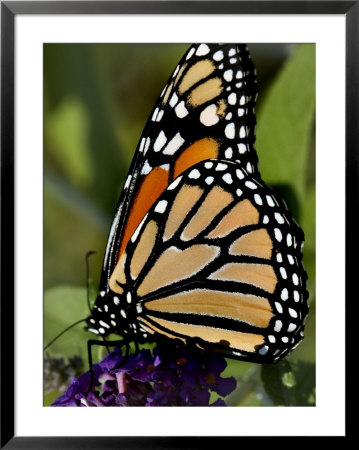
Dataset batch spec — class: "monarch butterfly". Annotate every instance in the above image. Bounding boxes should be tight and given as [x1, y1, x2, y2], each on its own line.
[86, 43, 309, 365]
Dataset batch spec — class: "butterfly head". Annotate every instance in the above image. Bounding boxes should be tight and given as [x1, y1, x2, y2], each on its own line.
[85, 289, 145, 341]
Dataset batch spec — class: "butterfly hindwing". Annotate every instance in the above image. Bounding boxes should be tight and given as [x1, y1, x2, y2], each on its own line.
[99, 159, 308, 363]
[100, 44, 258, 291]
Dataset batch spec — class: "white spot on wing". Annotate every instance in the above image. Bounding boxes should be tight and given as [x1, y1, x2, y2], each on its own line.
[124, 175, 132, 189]
[274, 228, 282, 242]
[254, 194, 262, 205]
[205, 176, 214, 185]
[287, 234, 293, 247]
[213, 50, 224, 61]
[152, 107, 159, 121]
[175, 101, 188, 118]
[131, 214, 148, 242]
[196, 44, 210, 56]
[275, 212, 285, 224]
[154, 131, 167, 152]
[266, 195, 275, 207]
[99, 320, 110, 329]
[156, 110, 164, 122]
[222, 173, 233, 184]
[238, 143, 246, 154]
[155, 200, 168, 214]
[168, 176, 182, 190]
[245, 181, 257, 190]
[239, 126, 246, 138]
[224, 69, 233, 81]
[225, 123, 235, 139]
[236, 168, 244, 179]
[200, 104, 219, 126]
[143, 138, 151, 155]
[88, 328, 99, 335]
[139, 138, 145, 153]
[172, 65, 180, 77]
[228, 93, 237, 105]
[169, 93, 178, 108]
[163, 132, 185, 155]
[141, 160, 152, 175]
[189, 169, 201, 179]
[216, 163, 228, 171]
[186, 47, 195, 60]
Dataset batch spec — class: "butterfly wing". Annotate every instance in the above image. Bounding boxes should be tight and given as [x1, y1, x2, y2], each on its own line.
[100, 44, 258, 292]
[107, 159, 308, 363]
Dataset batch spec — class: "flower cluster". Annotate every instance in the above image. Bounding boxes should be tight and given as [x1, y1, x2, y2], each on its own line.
[52, 344, 236, 406]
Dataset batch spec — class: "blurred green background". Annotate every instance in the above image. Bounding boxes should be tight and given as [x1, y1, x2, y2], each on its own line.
[44, 43, 315, 406]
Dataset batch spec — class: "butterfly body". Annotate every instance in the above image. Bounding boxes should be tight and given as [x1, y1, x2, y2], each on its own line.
[86, 43, 309, 364]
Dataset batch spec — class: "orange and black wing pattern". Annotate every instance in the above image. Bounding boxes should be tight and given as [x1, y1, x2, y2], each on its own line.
[89, 44, 308, 364]
[100, 44, 258, 291]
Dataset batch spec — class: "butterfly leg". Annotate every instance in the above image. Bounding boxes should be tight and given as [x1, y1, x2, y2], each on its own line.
[101, 335, 111, 354]
[108, 341, 130, 377]
[86, 339, 125, 393]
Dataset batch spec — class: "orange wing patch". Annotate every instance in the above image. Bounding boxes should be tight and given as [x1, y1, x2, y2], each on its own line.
[137, 244, 219, 297]
[109, 251, 127, 294]
[229, 228, 273, 259]
[206, 199, 259, 238]
[163, 185, 203, 241]
[144, 289, 273, 328]
[178, 60, 216, 94]
[130, 220, 158, 279]
[209, 263, 277, 294]
[181, 186, 233, 241]
[144, 316, 265, 353]
[173, 138, 219, 179]
[187, 78, 223, 107]
[118, 166, 169, 260]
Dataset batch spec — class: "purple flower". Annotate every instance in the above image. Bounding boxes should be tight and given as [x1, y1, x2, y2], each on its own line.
[52, 344, 236, 407]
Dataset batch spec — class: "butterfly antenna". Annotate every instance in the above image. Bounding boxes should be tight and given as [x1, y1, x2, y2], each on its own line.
[86, 250, 96, 313]
[43, 318, 87, 352]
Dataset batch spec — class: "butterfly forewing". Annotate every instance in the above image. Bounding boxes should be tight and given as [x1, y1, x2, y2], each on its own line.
[95, 159, 308, 363]
[100, 44, 258, 291]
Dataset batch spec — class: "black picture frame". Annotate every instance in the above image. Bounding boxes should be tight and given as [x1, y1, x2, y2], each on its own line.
[1, 1, 355, 447]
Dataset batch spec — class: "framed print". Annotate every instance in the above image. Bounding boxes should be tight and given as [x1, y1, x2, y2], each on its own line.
[1, 1, 355, 447]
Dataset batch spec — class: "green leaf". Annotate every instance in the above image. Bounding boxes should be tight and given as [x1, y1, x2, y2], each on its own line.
[256, 44, 315, 205]
[261, 360, 315, 406]
[301, 185, 316, 254]
[44, 286, 93, 358]
[44, 173, 108, 290]
[45, 98, 93, 190]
